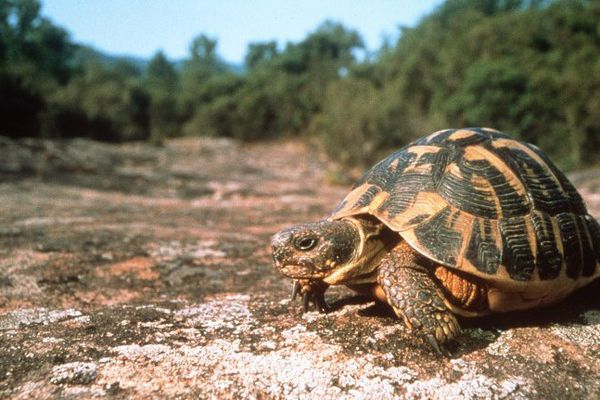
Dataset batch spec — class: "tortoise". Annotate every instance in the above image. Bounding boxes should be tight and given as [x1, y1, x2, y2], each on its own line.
[271, 127, 600, 355]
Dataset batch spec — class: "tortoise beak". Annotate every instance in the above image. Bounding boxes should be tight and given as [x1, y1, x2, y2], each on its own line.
[278, 264, 316, 278]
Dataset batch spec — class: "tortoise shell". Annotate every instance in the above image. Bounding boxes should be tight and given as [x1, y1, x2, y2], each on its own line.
[331, 128, 600, 289]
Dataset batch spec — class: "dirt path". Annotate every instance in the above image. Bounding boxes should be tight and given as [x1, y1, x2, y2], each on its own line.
[1, 137, 599, 399]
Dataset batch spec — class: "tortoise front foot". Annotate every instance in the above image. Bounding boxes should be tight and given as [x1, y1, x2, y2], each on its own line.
[378, 244, 461, 357]
[291, 280, 330, 313]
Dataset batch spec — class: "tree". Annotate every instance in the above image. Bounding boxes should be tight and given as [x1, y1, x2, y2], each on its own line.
[147, 51, 177, 92]
[245, 41, 278, 70]
[179, 34, 228, 121]
[277, 20, 364, 76]
[0, 0, 73, 137]
[145, 51, 180, 142]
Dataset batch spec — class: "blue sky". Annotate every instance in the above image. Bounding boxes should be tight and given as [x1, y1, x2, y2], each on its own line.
[42, 0, 444, 64]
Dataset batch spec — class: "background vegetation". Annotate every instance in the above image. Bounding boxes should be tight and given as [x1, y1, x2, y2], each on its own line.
[1, 0, 599, 170]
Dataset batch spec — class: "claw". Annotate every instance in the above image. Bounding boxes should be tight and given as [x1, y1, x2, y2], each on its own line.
[291, 280, 301, 301]
[313, 291, 330, 313]
[302, 289, 330, 313]
[302, 292, 310, 312]
[426, 334, 451, 358]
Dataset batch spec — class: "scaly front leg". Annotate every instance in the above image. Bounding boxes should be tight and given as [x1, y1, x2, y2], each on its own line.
[377, 242, 461, 356]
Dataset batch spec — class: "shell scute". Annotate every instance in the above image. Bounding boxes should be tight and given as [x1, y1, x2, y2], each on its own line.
[377, 174, 435, 219]
[585, 215, 600, 265]
[464, 217, 501, 275]
[499, 216, 536, 281]
[438, 159, 501, 219]
[412, 206, 463, 266]
[555, 212, 583, 279]
[530, 211, 563, 280]
[490, 139, 574, 215]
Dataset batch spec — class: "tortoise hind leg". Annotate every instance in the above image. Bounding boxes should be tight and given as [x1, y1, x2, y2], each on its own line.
[377, 242, 461, 356]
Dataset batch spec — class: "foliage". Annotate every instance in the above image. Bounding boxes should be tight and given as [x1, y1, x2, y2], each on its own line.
[44, 57, 150, 141]
[308, 78, 385, 166]
[0, 0, 72, 137]
[364, 0, 600, 169]
[1, 0, 599, 170]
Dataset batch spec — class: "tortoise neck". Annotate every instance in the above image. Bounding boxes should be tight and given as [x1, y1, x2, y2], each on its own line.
[323, 216, 396, 285]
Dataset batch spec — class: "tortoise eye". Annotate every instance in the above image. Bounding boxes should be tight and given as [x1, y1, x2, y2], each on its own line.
[294, 237, 318, 251]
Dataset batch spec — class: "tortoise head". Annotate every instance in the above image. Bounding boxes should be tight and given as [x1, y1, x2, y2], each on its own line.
[271, 219, 361, 281]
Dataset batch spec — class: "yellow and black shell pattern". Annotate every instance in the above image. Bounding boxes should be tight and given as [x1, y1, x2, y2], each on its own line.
[331, 128, 600, 286]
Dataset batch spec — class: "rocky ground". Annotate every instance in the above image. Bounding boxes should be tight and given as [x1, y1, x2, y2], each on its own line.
[0, 136, 599, 399]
